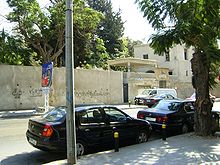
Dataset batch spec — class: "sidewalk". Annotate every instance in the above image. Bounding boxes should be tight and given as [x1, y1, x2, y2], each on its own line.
[0, 109, 41, 119]
[45, 133, 220, 165]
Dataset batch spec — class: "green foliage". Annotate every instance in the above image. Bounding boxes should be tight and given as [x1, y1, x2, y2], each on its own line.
[73, 0, 104, 67]
[87, 0, 125, 59]
[136, 0, 220, 87]
[86, 37, 109, 69]
[7, 0, 62, 65]
[6, 0, 104, 68]
[0, 30, 32, 65]
[125, 38, 143, 57]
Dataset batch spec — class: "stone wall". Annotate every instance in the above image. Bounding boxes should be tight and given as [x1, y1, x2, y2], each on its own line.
[0, 65, 123, 110]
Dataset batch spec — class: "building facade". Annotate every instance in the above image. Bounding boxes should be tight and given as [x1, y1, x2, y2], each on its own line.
[134, 44, 194, 82]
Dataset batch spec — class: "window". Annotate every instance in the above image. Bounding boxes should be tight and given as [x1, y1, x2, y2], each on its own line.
[149, 90, 157, 95]
[184, 49, 188, 60]
[184, 102, 195, 112]
[186, 71, 188, 76]
[159, 81, 166, 88]
[169, 71, 173, 75]
[165, 51, 170, 61]
[146, 70, 154, 73]
[143, 54, 148, 59]
[80, 108, 104, 124]
[104, 108, 127, 122]
[43, 106, 66, 122]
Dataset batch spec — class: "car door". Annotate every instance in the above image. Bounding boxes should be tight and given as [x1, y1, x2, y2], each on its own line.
[182, 101, 195, 127]
[77, 108, 109, 146]
[103, 107, 137, 143]
[172, 101, 195, 129]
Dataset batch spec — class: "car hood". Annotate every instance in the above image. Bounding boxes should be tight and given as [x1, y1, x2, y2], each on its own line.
[135, 94, 150, 99]
[141, 108, 176, 115]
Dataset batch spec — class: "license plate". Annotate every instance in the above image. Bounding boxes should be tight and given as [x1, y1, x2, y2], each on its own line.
[146, 100, 151, 102]
[29, 137, 37, 145]
[145, 117, 156, 122]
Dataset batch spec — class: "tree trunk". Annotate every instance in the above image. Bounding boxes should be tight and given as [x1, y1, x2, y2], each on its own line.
[191, 51, 213, 136]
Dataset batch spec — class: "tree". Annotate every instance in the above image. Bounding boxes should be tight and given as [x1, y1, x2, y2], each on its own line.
[125, 38, 143, 57]
[6, 0, 103, 67]
[0, 29, 33, 65]
[87, 0, 125, 59]
[73, 0, 105, 68]
[135, 0, 220, 136]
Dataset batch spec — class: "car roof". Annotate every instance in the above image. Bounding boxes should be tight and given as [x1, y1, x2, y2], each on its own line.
[58, 104, 118, 112]
[159, 99, 194, 103]
[76, 104, 117, 112]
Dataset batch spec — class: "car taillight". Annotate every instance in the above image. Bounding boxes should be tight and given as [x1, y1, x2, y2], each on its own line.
[137, 113, 145, 119]
[42, 124, 53, 137]
[156, 116, 168, 123]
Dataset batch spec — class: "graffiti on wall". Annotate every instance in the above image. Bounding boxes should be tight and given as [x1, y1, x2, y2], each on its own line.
[12, 86, 43, 99]
[12, 88, 22, 99]
[75, 89, 110, 98]
[29, 88, 42, 97]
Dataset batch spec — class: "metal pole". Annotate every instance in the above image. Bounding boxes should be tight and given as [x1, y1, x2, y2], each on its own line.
[65, 0, 77, 164]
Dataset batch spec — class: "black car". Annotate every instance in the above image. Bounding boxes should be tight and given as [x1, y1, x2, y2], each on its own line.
[135, 93, 178, 107]
[26, 105, 152, 156]
[137, 99, 195, 134]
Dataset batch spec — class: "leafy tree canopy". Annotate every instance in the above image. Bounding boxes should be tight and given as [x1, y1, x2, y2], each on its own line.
[0, 29, 33, 65]
[6, 0, 104, 67]
[87, 0, 125, 59]
[136, 0, 220, 136]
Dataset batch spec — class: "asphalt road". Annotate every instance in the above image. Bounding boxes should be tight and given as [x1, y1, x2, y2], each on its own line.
[0, 118, 67, 165]
[0, 108, 161, 165]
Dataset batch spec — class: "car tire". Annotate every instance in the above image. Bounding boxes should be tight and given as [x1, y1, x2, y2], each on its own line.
[136, 130, 148, 143]
[77, 140, 87, 156]
[182, 124, 189, 134]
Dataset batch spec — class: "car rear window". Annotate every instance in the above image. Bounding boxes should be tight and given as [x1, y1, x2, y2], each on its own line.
[43, 107, 66, 122]
[153, 101, 181, 111]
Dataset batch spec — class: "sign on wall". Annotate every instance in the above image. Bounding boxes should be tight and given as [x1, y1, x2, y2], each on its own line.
[42, 62, 53, 87]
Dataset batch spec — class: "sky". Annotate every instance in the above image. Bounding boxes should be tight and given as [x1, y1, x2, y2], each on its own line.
[0, 0, 154, 43]
[111, 0, 154, 42]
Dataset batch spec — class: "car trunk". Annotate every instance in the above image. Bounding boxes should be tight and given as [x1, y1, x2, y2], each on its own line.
[28, 118, 48, 138]
[138, 108, 175, 123]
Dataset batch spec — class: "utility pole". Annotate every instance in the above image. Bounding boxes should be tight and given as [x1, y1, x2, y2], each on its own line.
[65, 0, 77, 164]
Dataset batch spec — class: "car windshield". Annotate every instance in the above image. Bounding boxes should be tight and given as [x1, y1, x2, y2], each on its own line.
[153, 101, 181, 111]
[43, 107, 66, 121]
[141, 89, 152, 95]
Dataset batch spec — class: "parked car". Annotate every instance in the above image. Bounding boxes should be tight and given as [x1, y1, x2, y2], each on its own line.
[137, 99, 195, 134]
[26, 105, 152, 156]
[186, 92, 216, 103]
[135, 93, 179, 107]
[134, 88, 177, 106]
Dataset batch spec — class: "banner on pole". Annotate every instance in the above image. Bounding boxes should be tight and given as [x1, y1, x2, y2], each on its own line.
[42, 62, 53, 87]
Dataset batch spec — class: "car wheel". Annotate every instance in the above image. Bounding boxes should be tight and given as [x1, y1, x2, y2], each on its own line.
[77, 140, 87, 156]
[182, 124, 189, 134]
[137, 130, 148, 143]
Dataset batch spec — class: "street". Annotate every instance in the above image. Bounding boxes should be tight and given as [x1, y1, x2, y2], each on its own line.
[0, 118, 66, 165]
[0, 107, 160, 165]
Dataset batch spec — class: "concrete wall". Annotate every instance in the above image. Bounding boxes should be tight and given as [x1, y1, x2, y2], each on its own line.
[0, 65, 42, 110]
[0, 65, 123, 110]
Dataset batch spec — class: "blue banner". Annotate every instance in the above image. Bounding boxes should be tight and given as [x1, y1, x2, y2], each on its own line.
[42, 62, 53, 87]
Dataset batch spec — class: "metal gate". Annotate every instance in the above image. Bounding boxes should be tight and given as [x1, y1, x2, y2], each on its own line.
[123, 83, 128, 103]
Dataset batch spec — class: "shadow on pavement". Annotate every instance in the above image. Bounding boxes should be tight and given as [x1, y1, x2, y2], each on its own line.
[0, 150, 66, 165]
[78, 133, 220, 165]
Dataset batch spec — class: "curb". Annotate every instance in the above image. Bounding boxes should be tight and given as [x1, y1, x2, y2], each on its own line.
[0, 110, 44, 119]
